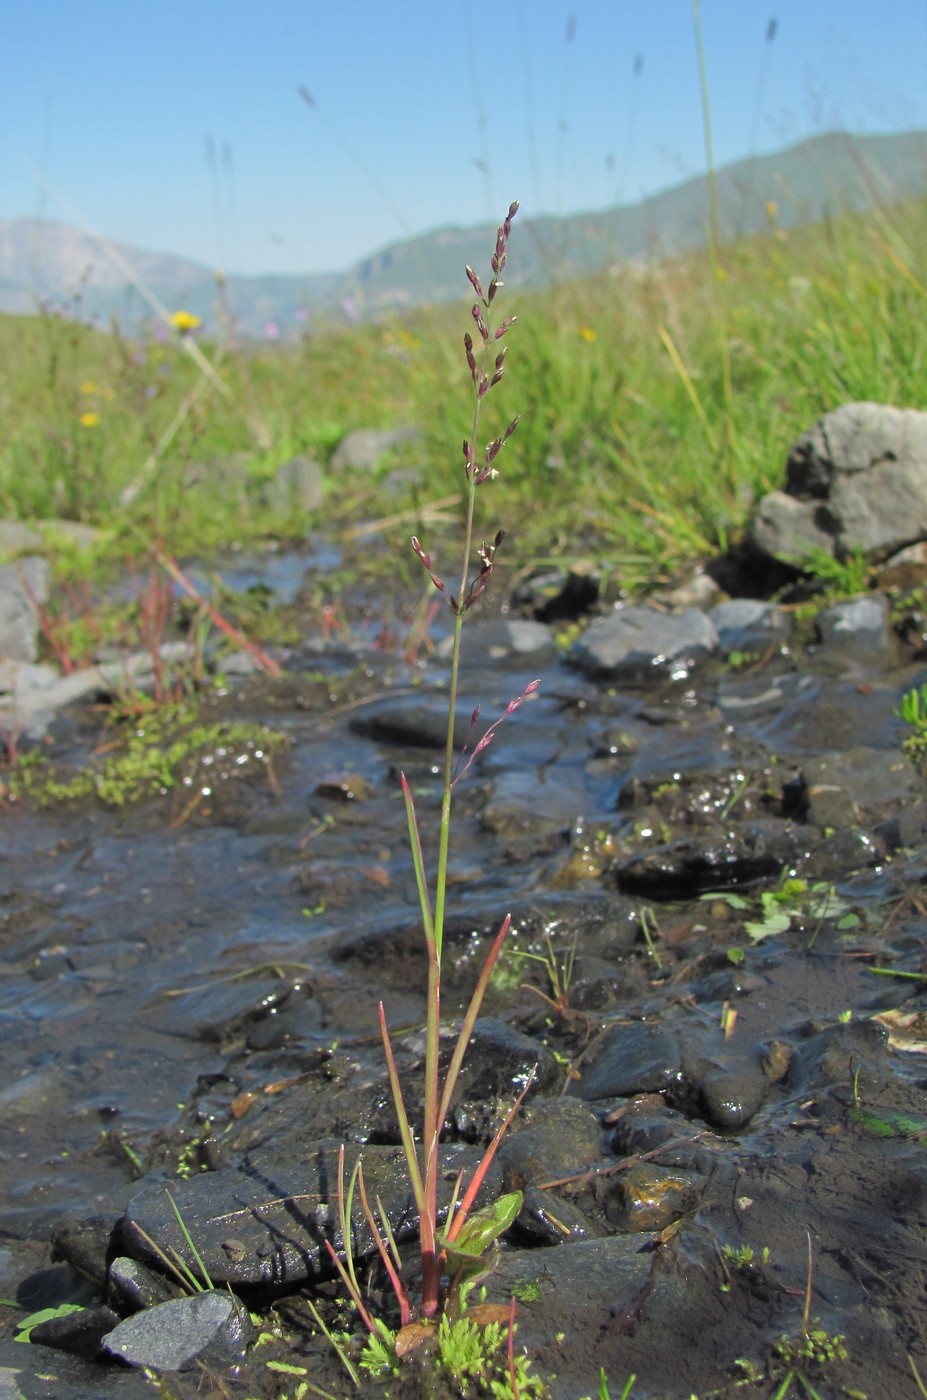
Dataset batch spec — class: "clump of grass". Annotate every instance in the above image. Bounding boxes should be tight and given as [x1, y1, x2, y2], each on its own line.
[323, 204, 538, 1348]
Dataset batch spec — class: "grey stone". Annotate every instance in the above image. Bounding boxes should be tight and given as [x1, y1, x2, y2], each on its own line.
[262, 455, 324, 514]
[570, 1021, 681, 1100]
[0, 556, 49, 661]
[330, 426, 421, 472]
[750, 402, 927, 563]
[815, 593, 897, 668]
[436, 618, 557, 664]
[0, 521, 44, 555]
[709, 599, 790, 655]
[569, 605, 719, 681]
[102, 1290, 252, 1373]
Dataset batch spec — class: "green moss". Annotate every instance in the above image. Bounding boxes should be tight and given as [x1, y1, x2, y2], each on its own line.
[10, 701, 287, 810]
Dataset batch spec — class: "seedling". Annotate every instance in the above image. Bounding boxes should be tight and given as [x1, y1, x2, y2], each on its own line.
[895, 683, 927, 762]
[516, 930, 579, 1016]
[703, 877, 858, 946]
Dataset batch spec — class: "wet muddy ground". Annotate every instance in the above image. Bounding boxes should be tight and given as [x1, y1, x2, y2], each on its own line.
[2, 547, 927, 1399]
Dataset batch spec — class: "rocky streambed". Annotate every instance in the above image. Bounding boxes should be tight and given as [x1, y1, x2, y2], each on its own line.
[1, 537, 927, 1400]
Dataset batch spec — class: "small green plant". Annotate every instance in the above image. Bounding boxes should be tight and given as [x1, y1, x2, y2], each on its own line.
[769, 1323, 848, 1396]
[354, 1310, 549, 1397]
[515, 930, 579, 1016]
[13, 1302, 86, 1344]
[721, 1242, 771, 1270]
[797, 545, 873, 600]
[704, 876, 858, 946]
[895, 682, 927, 761]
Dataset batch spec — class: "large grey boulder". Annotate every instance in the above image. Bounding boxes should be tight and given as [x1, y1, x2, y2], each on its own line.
[749, 402, 927, 564]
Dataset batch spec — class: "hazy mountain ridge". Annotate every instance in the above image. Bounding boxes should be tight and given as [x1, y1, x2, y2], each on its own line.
[2, 129, 925, 337]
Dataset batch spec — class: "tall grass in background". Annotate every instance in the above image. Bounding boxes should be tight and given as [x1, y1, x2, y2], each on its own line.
[1, 189, 925, 586]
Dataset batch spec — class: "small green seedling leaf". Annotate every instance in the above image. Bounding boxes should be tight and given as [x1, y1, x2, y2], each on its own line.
[15, 1303, 84, 1343]
[745, 910, 792, 942]
[443, 1190, 523, 1278]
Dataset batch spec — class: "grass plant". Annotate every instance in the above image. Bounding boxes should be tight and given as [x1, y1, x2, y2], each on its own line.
[322, 204, 538, 1346]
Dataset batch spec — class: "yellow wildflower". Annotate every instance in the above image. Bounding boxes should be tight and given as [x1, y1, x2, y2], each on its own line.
[576, 326, 597, 343]
[169, 310, 202, 333]
[79, 411, 100, 428]
[79, 380, 99, 395]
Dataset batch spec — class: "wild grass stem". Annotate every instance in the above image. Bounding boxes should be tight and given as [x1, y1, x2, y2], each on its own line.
[368, 201, 530, 1327]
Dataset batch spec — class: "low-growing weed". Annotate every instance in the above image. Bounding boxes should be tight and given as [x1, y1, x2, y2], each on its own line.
[703, 876, 859, 947]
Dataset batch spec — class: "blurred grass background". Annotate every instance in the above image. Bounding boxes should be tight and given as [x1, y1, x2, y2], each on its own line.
[1, 188, 925, 592]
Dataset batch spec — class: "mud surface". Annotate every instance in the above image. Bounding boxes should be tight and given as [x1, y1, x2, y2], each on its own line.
[2, 547, 927, 1399]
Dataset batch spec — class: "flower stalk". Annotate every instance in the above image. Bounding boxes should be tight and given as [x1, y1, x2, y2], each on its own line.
[340, 201, 535, 1328]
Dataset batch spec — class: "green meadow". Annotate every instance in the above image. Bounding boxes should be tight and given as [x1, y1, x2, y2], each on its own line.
[2, 190, 925, 590]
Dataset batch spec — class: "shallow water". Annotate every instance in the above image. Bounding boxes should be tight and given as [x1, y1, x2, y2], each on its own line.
[2, 552, 927, 1398]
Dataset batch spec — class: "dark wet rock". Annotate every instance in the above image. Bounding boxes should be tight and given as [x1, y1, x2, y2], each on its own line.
[815, 593, 898, 669]
[516, 1185, 601, 1243]
[123, 1141, 504, 1288]
[511, 563, 600, 622]
[155, 976, 311, 1046]
[801, 745, 918, 829]
[787, 1018, 890, 1094]
[605, 1163, 698, 1231]
[498, 1097, 603, 1186]
[741, 671, 904, 760]
[314, 771, 374, 801]
[0, 1337, 156, 1398]
[616, 824, 797, 898]
[349, 698, 471, 748]
[569, 604, 719, 681]
[31, 1303, 122, 1360]
[102, 1289, 253, 1373]
[108, 1256, 181, 1311]
[749, 401, 927, 564]
[709, 598, 790, 657]
[616, 730, 738, 809]
[673, 1032, 771, 1130]
[688, 954, 767, 1005]
[453, 1018, 561, 1101]
[570, 1021, 681, 1101]
[437, 617, 558, 664]
[692, 1062, 768, 1131]
[482, 1230, 701, 1396]
[50, 1215, 119, 1288]
[329, 426, 422, 472]
[480, 769, 577, 846]
[610, 1095, 706, 1163]
[331, 893, 634, 1003]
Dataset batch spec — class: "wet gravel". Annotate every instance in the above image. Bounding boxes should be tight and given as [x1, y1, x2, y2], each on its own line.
[2, 556, 927, 1399]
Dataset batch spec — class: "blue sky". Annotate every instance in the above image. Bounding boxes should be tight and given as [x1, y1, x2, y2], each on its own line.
[2, 1, 926, 275]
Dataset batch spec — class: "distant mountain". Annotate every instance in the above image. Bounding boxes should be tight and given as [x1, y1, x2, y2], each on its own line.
[2, 129, 925, 337]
